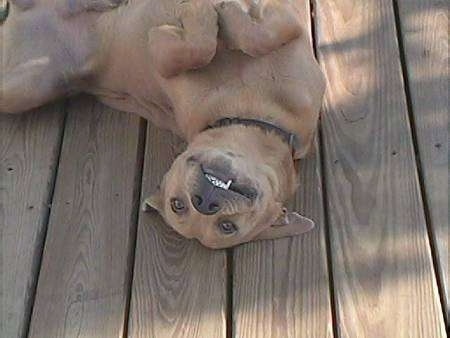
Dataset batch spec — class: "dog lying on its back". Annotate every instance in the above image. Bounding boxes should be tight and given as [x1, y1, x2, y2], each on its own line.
[0, 0, 325, 249]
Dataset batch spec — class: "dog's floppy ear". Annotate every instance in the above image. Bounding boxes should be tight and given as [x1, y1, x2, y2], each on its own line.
[142, 190, 163, 212]
[255, 209, 314, 241]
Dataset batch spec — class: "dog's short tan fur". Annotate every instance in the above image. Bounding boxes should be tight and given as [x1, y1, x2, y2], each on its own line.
[1, 0, 325, 248]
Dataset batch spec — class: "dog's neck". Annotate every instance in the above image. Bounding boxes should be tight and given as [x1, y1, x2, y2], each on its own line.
[204, 117, 301, 158]
[166, 83, 312, 159]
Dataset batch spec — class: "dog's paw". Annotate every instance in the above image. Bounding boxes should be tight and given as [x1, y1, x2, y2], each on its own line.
[148, 25, 216, 78]
[216, 0, 302, 57]
[148, 0, 218, 78]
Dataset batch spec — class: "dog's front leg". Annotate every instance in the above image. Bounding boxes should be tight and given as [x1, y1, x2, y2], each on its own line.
[147, 0, 218, 78]
[215, 0, 302, 57]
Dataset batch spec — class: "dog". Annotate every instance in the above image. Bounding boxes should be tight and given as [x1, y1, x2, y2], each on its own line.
[0, 0, 325, 248]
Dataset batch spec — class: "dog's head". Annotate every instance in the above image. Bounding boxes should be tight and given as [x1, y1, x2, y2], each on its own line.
[144, 127, 314, 249]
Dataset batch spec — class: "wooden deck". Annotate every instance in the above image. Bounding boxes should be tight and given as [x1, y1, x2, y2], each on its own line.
[1, 1, 448, 337]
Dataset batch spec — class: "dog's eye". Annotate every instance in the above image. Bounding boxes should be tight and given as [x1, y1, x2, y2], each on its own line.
[218, 221, 237, 235]
[170, 198, 186, 213]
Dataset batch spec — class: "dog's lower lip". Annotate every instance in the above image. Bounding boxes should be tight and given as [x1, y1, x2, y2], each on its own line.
[229, 183, 258, 200]
[201, 165, 234, 183]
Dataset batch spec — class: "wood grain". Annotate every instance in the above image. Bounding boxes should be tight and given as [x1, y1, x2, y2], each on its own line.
[314, 0, 446, 336]
[0, 104, 64, 338]
[128, 124, 227, 338]
[233, 1, 333, 337]
[396, 0, 449, 322]
[233, 140, 333, 338]
[28, 96, 143, 338]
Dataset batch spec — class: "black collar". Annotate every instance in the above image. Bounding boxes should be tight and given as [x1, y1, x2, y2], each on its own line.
[205, 117, 301, 156]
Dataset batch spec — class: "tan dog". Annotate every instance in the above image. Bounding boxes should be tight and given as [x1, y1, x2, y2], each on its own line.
[1, 0, 325, 248]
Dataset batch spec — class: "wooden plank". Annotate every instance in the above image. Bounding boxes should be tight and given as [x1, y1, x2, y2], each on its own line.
[28, 96, 143, 337]
[0, 105, 64, 338]
[233, 1, 333, 337]
[128, 125, 227, 338]
[396, 0, 449, 322]
[233, 140, 333, 338]
[314, 0, 446, 336]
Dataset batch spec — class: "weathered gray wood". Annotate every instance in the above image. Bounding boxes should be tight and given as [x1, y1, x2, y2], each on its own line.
[233, 140, 333, 338]
[396, 0, 449, 322]
[0, 104, 65, 338]
[28, 96, 143, 337]
[128, 125, 227, 338]
[232, 1, 333, 337]
[315, 0, 446, 336]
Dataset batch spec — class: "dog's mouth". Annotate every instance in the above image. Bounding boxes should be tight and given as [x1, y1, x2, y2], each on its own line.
[201, 165, 258, 201]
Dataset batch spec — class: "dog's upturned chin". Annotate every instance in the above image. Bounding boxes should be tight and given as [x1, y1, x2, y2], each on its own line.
[1, 0, 325, 248]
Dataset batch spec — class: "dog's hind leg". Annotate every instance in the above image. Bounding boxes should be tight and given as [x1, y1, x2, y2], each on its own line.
[1, 3, 99, 114]
[147, 0, 218, 78]
[0, 59, 67, 113]
[215, 0, 302, 57]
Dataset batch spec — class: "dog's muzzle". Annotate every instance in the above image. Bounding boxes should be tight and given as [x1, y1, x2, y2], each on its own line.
[191, 172, 225, 215]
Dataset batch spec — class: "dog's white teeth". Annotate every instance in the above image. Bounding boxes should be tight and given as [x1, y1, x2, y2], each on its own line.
[205, 173, 232, 190]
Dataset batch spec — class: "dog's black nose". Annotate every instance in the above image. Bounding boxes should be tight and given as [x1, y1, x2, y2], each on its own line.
[191, 194, 221, 215]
